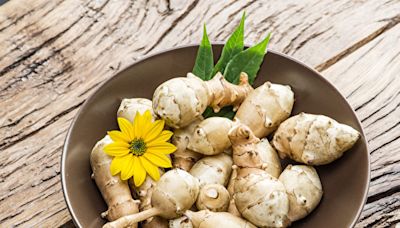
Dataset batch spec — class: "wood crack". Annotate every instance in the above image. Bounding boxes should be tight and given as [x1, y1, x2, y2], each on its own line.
[316, 14, 400, 71]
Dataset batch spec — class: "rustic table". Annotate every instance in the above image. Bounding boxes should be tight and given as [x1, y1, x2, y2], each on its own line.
[0, 0, 399, 227]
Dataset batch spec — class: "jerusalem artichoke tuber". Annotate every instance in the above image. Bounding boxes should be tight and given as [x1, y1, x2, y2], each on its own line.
[279, 165, 323, 222]
[226, 167, 241, 217]
[90, 136, 140, 225]
[103, 169, 199, 228]
[189, 153, 233, 187]
[229, 125, 282, 177]
[272, 113, 360, 165]
[187, 117, 234, 155]
[196, 184, 230, 212]
[117, 98, 156, 122]
[229, 123, 290, 228]
[129, 171, 169, 228]
[184, 210, 256, 228]
[153, 72, 253, 128]
[235, 82, 294, 138]
[189, 154, 232, 212]
[171, 118, 203, 171]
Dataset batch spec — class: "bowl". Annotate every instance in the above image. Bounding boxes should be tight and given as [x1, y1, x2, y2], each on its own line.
[61, 44, 370, 228]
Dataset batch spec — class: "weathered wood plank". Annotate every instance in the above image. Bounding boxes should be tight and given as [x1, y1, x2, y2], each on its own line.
[322, 23, 400, 228]
[0, 0, 399, 226]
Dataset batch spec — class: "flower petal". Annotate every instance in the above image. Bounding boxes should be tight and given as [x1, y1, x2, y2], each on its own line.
[147, 142, 177, 154]
[110, 155, 129, 176]
[108, 130, 130, 143]
[140, 156, 161, 181]
[133, 156, 146, 186]
[104, 142, 130, 157]
[147, 130, 173, 144]
[144, 120, 165, 143]
[118, 117, 134, 139]
[144, 152, 172, 168]
[132, 111, 145, 138]
[120, 155, 135, 180]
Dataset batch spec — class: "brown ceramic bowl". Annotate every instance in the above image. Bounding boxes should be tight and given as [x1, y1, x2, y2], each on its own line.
[61, 44, 370, 228]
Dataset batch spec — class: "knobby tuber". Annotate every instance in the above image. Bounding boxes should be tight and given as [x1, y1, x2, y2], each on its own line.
[117, 98, 156, 122]
[235, 82, 294, 138]
[129, 171, 169, 228]
[229, 125, 282, 177]
[190, 153, 232, 212]
[226, 168, 241, 217]
[153, 72, 253, 128]
[188, 117, 234, 155]
[189, 153, 233, 187]
[90, 136, 140, 225]
[103, 169, 199, 228]
[184, 210, 256, 228]
[229, 124, 290, 228]
[196, 184, 230, 212]
[272, 113, 360, 165]
[279, 165, 323, 222]
[171, 118, 203, 171]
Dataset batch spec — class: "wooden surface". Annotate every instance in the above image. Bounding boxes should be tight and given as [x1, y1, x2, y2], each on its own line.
[0, 0, 399, 227]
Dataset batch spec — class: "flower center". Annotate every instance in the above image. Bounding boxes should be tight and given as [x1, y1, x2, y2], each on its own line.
[129, 138, 147, 156]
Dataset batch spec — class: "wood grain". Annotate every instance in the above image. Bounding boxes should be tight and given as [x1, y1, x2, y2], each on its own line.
[0, 0, 399, 227]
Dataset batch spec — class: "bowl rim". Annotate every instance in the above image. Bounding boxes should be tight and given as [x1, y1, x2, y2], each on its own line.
[60, 43, 370, 228]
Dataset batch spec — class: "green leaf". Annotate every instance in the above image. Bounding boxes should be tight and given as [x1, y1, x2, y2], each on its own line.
[212, 12, 245, 76]
[224, 33, 271, 84]
[193, 24, 214, 80]
[202, 106, 236, 119]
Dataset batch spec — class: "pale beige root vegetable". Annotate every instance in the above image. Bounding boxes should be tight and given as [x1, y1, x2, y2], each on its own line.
[228, 124, 282, 177]
[169, 216, 193, 228]
[90, 136, 140, 224]
[103, 169, 200, 228]
[279, 165, 323, 222]
[153, 72, 253, 128]
[196, 184, 230, 212]
[128, 171, 169, 228]
[235, 82, 294, 138]
[226, 167, 241, 217]
[184, 210, 256, 228]
[229, 124, 290, 228]
[234, 169, 290, 227]
[189, 153, 233, 187]
[117, 98, 156, 122]
[187, 117, 234, 155]
[272, 113, 360, 165]
[171, 118, 203, 171]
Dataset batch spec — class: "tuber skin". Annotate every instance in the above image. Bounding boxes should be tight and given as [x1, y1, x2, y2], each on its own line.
[90, 136, 140, 225]
[196, 184, 230, 212]
[187, 117, 234, 155]
[169, 216, 193, 228]
[171, 118, 203, 171]
[229, 124, 290, 228]
[103, 169, 199, 228]
[235, 82, 294, 138]
[129, 171, 169, 228]
[117, 98, 156, 122]
[184, 210, 256, 228]
[272, 113, 360, 165]
[229, 124, 282, 177]
[153, 72, 253, 128]
[226, 167, 241, 217]
[279, 165, 323, 222]
[189, 153, 233, 187]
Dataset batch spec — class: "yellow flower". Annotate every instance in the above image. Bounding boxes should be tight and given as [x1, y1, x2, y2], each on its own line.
[104, 110, 176, 186]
